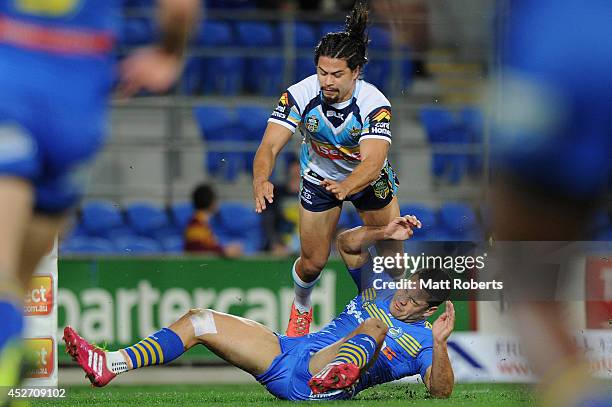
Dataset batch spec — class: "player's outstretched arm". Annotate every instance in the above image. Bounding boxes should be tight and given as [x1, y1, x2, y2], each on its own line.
[322, 138, 389, 200]
[337, 215, 421, 269]
[252, 122, 293, 213]
[117, 0, 200, 97]
[425, 301, 455, 398]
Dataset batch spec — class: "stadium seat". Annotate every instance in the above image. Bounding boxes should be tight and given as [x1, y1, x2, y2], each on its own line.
[461, 107, 484, 176]
[194, 21, 244, 95]
[160, 236, 184, 254]
[170, 202, 194, 231]
[80, 200, 123, 237]
[420, 107, 465, 182]
[438, 202, 479, 237]
[211, 202, 264, 255]
[292, 22, 318, 49]
[369, 26, 392, 50]
[236, 105, 271, 171]
[125, 202, 169, 236]
[193, 106, 245, 181]
[114, 236, 163, 255]
[399, 203, 437, 240]
[235, 22, 283, 95]
[181, 56, 205, 95]
[60, 236, 116, 255]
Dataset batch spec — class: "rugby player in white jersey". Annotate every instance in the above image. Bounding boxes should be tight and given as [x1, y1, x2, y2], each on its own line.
[253, 1, 401, 336]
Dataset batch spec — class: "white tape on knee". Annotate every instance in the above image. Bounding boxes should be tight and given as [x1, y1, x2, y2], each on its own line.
[189, 309, 217, 336]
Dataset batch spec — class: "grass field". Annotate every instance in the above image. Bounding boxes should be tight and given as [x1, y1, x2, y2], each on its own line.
[30, 383, 534, 406]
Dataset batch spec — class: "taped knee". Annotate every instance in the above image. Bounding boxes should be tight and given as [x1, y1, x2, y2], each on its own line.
[188, 308, 217, 336]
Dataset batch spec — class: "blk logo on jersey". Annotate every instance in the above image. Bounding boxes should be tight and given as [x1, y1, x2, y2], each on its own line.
[326, 110, 345, 120]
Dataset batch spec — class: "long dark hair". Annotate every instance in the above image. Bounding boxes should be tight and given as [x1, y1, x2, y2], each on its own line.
[314, 1, 370, 71]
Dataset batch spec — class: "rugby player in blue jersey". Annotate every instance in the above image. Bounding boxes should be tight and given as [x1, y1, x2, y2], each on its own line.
[252, 1, 402, 336]
[64, 214, 455, 400]
[0, 0, 199, 390]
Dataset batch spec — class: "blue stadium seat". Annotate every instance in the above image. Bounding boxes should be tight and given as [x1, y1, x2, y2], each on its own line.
[338, 207, 362, 230]
[114, 236, 163, 255]
[181, 56, 205, 95]
[60, 237, 116, 255]
[461, 107, 484, 176]
[235, 22, 282, 95]
[292, 22, 318, 49]
[207, 0, 257, 9]
[438, 202, 478, 236]
[364, 59, 391, 93]
[399, 203, 437, 240]
[236, 105, 270, 171]
[369, 26, 392, 50]
[80, 200, 123, 237]
[125, 202, 169, 236]
[211, 202, 264, 254]
[171, 202, 194, 231]
[160, 236, 184, 254]
[193, 106, 245, 181]
[420, 107, 467, 182]
[295, 57, 316, 82]
[194, 21, 244, 95]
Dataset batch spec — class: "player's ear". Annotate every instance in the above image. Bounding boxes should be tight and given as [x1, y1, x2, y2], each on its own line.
[423, 306, 438, 318]
[352, 66, 361, 80]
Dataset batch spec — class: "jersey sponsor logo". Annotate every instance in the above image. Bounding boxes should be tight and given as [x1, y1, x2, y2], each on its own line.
[310, 139, 361, 161]
[271, 110, 288, 120]
[370, 122, 391, 137]
[300, 185, 313, 205]
[24, 275, 53, 316]
[306, 116, 320, 133]
[381, 344, 398, 361]
[349, 127, 361, 139]
[372, 108, 391, 123]
[24, 338, 54, 378]
[387, 326, 404, 339]
[326, 110, 345, 120]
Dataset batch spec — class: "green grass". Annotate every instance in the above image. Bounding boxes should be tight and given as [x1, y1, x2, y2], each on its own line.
[31, 383, 534, 406]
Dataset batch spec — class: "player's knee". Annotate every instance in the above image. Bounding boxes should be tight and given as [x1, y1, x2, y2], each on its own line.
[361, 318, 388, 340]
[185, 308, 217, 339]
[300, 255, 327, 277]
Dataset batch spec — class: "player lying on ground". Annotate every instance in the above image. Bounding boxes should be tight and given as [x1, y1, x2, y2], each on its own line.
[252, 1, 402, 337]
[64, 215, 455, 401]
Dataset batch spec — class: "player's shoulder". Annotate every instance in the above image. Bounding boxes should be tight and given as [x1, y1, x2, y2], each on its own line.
[403, 320, 434, 345]
[355, 80, 391, 116]
[287, 75, 320, 103]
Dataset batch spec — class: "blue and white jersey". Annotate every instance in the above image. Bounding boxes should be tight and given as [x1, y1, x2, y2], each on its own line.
[268, 74, 392, 184]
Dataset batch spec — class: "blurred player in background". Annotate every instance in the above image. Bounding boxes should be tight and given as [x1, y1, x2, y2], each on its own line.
[253, 1, 401, 337]
[490, 1, 611, 406]
[64, 215, 456, 401]
[0, 0, 199, 393]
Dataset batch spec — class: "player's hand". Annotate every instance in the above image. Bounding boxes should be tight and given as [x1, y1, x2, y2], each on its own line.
[321, 179, 350, 201]
[117, 47, 183, 98]
[432, 301, 455, 344]
[383, 215, 421, 241]
[253, 179, 274, 213]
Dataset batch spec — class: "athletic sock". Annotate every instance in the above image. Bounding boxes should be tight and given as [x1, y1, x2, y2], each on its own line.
[333, 334, 377, 369]
[114, 328, 184, 372]
[0, 298, 24, 386]
[0, 299, 23, 350]
[292, 258, 319, 313]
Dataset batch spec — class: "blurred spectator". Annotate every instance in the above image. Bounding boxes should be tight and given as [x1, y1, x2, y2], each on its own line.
[184, 184, 242, 258]
[262, 156, 301, 256]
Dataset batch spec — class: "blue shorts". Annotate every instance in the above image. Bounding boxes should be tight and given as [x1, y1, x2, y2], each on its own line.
[0, 45, 112, 214]
[255, 334, 353, 401]
[300, 163, 399, 213]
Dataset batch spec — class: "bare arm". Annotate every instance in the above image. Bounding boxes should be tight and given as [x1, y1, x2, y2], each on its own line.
[157, 0, 200, 57]
[424, 301, 455, 398]
[252, 122, 293, 213]
[322, 139, 390, 200]
[117, 0, 200, 97]
[337, 215, 421, 270]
